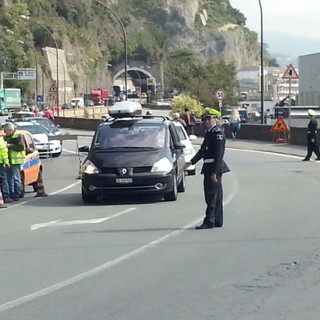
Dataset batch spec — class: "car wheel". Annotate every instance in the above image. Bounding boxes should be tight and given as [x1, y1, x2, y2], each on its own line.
[187, 168, 196, 176]
[82, 188, 97, 204]
[163, 175, 178, 201]
[177, 172, 186, 193]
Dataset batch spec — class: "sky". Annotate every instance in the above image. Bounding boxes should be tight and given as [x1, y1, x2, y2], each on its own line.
[229, 0, 320, 41]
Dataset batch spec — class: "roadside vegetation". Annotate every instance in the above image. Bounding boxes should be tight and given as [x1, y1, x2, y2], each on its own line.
[0, 0, 277, 104]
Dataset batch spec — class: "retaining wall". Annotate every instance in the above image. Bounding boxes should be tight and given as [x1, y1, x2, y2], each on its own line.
[55, 117, 307, 146]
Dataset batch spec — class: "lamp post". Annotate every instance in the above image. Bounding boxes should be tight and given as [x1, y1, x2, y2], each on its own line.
[20, 15, 60, 114]
[258, 0, 264, 124]
[17, 40, 38, 106]
[94, 0, 127, 100]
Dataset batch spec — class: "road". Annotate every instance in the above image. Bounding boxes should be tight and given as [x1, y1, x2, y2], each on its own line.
[1, 135, 320, 319]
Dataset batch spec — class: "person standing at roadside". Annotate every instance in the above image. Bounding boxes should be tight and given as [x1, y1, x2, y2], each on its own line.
[229, 108, 241, 141]
[184, 108, 230, 229]
[302, 109, 320, 161]
[44, 107, 55, 121]
[0, 135, 12, 203]
[3, 122, 26, 201]
[182, 107, 195, 135]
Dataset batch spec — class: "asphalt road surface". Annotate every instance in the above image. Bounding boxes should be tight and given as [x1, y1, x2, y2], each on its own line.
[1, 136, 320, 319]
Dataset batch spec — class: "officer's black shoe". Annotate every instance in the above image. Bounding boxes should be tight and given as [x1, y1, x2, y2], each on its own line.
[302, 158, 310, 161]
[195, 224, 214, 230]
[315, 157, 320, 161]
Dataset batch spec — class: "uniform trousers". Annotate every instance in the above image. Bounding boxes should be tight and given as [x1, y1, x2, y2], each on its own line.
[306, 140, 320, 159]
[203, 174, 223, 227]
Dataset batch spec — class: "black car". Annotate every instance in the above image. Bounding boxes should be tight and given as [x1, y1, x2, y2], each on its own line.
[79, 102, 186, 203]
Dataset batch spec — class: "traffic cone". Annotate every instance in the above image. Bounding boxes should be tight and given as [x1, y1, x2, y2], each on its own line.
[34, 171, 48, 197]
[0, 188, 7, 209]
[76, 160, 82, 180]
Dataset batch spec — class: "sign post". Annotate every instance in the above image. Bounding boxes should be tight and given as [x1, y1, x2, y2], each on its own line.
[215, 89, 225, 115]
[282, 64, 299, 141]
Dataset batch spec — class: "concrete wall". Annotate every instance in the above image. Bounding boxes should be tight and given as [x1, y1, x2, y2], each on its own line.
[55, 116, 307, 146]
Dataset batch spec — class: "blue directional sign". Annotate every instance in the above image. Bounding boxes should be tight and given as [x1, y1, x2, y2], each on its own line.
[37, 95, 44, 102]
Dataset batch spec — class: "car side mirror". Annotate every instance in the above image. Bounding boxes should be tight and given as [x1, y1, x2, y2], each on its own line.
[174, 142, 185, 150]
[78, 145, 90, 153]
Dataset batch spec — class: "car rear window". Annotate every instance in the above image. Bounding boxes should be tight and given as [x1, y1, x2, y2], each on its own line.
[94, 122, 167, 149]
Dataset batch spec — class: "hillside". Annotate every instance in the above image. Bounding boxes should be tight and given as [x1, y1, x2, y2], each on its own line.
[0, 0, 263, 104]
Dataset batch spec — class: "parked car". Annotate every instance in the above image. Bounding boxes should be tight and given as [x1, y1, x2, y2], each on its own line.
[11, 121, 62, 157]
[0, 129, 42, 198]
[62, 103, 72, 109]
[84, 100, 94, 107]
[9, 117, 61, 136]
[78, 101, 186, 203]
[172, 121, 197, 175]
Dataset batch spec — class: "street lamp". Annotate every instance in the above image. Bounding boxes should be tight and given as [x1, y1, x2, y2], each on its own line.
[258, 0, 264, 124]
[20, 15, 60, 114]
[94, 0, 127, 100]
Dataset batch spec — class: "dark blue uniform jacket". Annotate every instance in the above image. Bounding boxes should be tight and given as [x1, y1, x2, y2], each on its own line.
[191, 126, 230, 175]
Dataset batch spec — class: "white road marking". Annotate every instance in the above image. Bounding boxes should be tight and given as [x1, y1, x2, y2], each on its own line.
[0, 148, 307, 311]
[30, 208, 136, 231]
[0, 178, 237, 313]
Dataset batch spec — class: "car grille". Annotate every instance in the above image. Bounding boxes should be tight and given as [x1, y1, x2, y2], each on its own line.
[100, 166, 152, 174]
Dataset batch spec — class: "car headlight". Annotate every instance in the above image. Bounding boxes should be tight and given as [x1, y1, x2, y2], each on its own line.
[82, 160, 100, 174]
[151, 157, 173, 173]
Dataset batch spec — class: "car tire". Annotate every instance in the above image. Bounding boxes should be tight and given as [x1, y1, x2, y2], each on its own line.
[163, 175, 178, 201]
[177, 172, 186, 193]
[82, 189, 97, 204]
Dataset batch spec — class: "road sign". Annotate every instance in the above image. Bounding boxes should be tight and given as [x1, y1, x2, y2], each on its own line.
[49, 84, 57, 93]
[271, 116, 289, 133]
[215, 89, 225, 100]
[17, 69, 36, 80]
[37, 95, 44, 102]
[282, 64, 299, 80]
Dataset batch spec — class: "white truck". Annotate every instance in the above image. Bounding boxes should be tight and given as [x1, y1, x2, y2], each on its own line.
[70, 97, 84, 108]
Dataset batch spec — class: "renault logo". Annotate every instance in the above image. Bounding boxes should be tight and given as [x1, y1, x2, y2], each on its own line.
[121, 168, 128, 175]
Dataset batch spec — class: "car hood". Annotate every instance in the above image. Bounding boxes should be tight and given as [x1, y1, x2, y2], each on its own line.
[89, 148, 170, 168]
[31, 134, 49, 143]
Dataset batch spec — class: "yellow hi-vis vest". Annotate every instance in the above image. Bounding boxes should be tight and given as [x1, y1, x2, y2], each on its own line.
[8, 132, 26, 165]
[0, 136, 9, 165]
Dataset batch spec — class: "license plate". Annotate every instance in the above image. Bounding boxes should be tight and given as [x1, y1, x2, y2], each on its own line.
[116, 178, 133, 184]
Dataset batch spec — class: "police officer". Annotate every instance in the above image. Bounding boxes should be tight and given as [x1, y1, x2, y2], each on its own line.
[302, 109, 320, 161]
[184, 108, 230, 229]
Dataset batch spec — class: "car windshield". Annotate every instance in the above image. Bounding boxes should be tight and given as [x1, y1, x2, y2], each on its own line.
[33, 118, 56, 129]
[16, 124, 49, 135]
[94, 122, 167, 149]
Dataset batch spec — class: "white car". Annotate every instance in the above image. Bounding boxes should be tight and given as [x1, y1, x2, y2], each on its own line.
[12, 121, 62, 157]
[172, 121, 197, 175]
